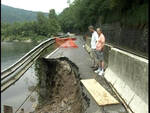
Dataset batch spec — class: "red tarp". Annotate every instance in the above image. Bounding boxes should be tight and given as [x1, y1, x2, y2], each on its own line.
[55, 37, 78, 48]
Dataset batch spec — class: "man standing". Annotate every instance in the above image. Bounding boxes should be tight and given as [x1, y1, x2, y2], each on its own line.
[95, 28, 105, 76]
[88, 25, 99, 69]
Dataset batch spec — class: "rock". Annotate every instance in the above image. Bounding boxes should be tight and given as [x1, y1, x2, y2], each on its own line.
[59, 61, 71, 73]
[63, 98, 68, 103]
[14, 40, 19, 42]
[23, 39, 32, 43]
[61, 101, 66, 108]
[28, 85, 36, 91]
[74, 81, 77, 85]
[30, 96, 36, 102]
[68, 100, 74, 105]
[32, 103, 37, 108]
[19, 108, 24, 113]
[60, 107, 65, 112]
[67, 106, 71, 111]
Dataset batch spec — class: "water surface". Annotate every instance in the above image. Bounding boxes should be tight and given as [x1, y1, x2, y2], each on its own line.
[1, 42, 38, 113]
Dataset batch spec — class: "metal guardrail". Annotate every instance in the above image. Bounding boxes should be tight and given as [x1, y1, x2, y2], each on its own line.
[1, 37, 56, 92]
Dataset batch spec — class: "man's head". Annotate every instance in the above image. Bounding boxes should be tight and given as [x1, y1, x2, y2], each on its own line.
[96, 28, 102, 35]
[88, 25, 94, 33]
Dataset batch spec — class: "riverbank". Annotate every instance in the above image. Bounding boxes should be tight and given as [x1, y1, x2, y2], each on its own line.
[2, 39, 32, 43]
[1, 35, 48, 43]
[1, 41, 39, 113]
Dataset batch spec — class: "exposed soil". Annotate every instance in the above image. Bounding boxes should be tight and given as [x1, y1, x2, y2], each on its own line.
[34, 57, 88, 113]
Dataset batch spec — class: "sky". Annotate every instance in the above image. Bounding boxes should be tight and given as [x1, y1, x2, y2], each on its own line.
[1, 0, 74, 14]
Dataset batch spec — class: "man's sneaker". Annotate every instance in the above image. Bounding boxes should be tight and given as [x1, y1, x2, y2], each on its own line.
[95, 68, 101, 73]
[98, 70, 104, 76]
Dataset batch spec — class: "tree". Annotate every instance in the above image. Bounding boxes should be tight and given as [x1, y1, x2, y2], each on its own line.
[58, 0, 148, 32]
[49, 9, 57, 20]
[48, 9, 61, 36]
[36, 12, 49, 36]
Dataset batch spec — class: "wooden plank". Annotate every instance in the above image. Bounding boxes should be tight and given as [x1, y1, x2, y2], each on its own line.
[3, 105, 13, 113]
[81, 79, 119, 106]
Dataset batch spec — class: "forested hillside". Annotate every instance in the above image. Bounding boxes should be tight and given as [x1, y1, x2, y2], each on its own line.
[1, 4, 48, 23]
[58, 0, 148, 57]
[58, 0, 148, 32]
[1, 9, 61, 42]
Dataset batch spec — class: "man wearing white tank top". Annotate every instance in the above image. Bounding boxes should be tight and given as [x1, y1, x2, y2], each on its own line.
[88, 25, 99, 69]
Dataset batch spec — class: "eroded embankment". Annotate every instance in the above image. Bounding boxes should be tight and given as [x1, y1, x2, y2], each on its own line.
[34, 57, 89, 113]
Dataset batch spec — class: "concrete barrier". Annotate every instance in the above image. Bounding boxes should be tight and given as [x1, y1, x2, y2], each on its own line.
[103, 44, 113, 68]
[105, 48, 148, 113]
[84, 43, 148, 113]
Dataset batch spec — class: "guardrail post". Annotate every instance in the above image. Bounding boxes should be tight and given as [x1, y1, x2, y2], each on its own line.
[19, 108, 24, 113]
[3, 105, 13, 113]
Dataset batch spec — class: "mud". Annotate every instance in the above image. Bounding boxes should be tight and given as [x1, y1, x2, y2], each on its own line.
[34, 57, 89, 113]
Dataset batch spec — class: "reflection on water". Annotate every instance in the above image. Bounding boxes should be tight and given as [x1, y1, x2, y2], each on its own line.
[1, 42, 38, 70]
[1, 42, 38, 113]
[1, 41, 56, 113]
[1, 64, 38, 113]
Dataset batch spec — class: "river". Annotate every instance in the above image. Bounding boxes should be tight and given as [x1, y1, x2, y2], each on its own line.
[1, 42, 39, 113]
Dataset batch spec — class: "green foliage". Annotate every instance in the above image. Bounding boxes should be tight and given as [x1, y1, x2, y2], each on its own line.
[58, 8, 76, 32]
[48, 9, 61, 35]
[49, 9, 57, 20]
[1, 9, 61, 42]
[58, 0, 148, 32]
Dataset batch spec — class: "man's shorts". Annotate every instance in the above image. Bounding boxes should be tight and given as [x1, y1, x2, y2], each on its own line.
[95, 50, 104, 61]
[91, 49, 97, 58]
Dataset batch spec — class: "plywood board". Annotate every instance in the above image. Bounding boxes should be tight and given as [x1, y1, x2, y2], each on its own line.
[81, 79, 119, 106]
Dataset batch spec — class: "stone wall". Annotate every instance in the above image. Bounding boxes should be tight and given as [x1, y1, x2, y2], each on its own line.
[97, 23, 148, 58]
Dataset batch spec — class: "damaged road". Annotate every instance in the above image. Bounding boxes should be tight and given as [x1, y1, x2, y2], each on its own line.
[34, 57, 89, 113]
[33, 36, 128, 113]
